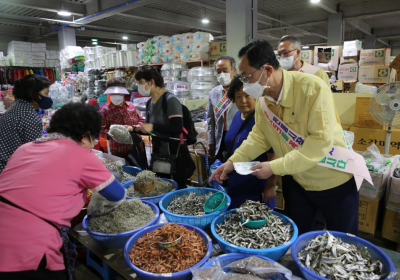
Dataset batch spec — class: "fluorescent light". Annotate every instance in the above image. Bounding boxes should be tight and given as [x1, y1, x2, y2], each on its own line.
[122, 35, 128, 40]
[91, 39, 98, 41]
[92, 41, 98, 45]
[303, 44, 310, 49]
[202, 18, 209, 23]
[311, 0, 320, 3]
[58, 10, 71, 16]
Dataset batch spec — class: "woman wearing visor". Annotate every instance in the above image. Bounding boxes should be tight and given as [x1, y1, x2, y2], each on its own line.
[100, 77, 145, 157]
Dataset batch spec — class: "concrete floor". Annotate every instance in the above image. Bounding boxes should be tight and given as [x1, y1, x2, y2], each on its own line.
[75, 258, 125, 280]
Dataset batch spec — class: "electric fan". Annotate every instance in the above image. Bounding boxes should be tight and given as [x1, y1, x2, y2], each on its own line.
[369, 81, 400, 154]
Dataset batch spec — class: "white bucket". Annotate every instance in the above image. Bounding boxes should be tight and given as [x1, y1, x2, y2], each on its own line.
[190, 52, 210, 61]
[191, 43, 210, 53]
[126, 50, 137, 66]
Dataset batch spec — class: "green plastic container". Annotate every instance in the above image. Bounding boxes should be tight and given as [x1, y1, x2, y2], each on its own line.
[204, 192, 226, 214]
[239, 217, 267, 229]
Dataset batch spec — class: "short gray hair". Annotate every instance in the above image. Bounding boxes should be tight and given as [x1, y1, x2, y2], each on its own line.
[214, 55, 236, 70]
[279, 35, 301, 50]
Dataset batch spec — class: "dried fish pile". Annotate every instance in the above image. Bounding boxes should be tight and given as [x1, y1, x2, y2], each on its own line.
[216, 211, 292, 249]
[167, 192, 213, 216]
[135, 170, 156, 184]
[127, 178, 174, 197]
[105, 162, 123, 174]
[236, 200, 271, 221]
[88, 199, 155, 234]
[121, 172, 135, 182]
[128, 224, 207, 273]
[297, 232, 384, 280]
[109, 125, 133, 144]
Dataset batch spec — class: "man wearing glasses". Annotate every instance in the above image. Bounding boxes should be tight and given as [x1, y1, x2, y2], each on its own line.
[210, 39, 371, 235]
[277, 35, 330, 86]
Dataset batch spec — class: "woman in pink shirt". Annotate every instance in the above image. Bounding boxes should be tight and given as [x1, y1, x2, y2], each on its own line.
[0, 103, 125, 280]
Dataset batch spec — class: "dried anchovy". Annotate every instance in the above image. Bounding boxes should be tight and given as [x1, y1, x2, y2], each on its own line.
[127, 178, 174, 197]
[88, 199, 155, 234]
[109, 125, 132, 144]
[298, 232, 384, 280]
[121, 172, 135, 183]
[135, 170, 156, 184]
[216, 212, 292, 249]
[236, 200, 270, 221]
[167, 192, 213, 216]
[105, 162, 123, 174]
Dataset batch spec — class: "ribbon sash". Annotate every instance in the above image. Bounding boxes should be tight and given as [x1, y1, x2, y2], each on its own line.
[259, 98, 372, 190]
[214, 93, 232, 125]
[299, 63, 320, 75]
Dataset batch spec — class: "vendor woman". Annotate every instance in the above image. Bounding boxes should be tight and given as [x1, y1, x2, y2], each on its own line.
[100, 77, 145, 157]
[225, 76, 277, 209]
[0, 103, 125, 280]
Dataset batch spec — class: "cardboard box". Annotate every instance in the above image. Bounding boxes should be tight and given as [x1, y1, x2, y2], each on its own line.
[343, 81, 357, 93]
[343, 48, 359, 57]
[209, 41, 227, 60]
[359, 48, 391, 66]
[354, 97, 383, 129]
[350, 126, 400, 155]
[358, 65, 390, 84]
[390, 52, 400, 70]
[341, 124, 352, 131]
[382, 209, 400, 243]
[300, 50, 314, 64]
[340, 56, 359, 64]
[358, 196, 380, 234]
[275, 190, 285, 210]
[314, 46, 342, 71]
[338, 63, 358, 81]
[344, 40, 362, 50]
[331, 80, 344, 91]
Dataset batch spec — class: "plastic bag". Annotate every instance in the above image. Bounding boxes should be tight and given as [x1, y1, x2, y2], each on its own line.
[343, 130, 354, 148]
[191, 259, 225, 280]
[361, 144, 391, 173]
[108, 125, 133, 144]
[105, 162, 123, 182]
[87, 189, 126, 217]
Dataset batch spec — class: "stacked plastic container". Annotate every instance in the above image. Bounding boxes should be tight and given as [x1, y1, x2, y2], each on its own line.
[87, 69, 104, 100]
[188, 67, 217, 99]
[161, 63, 188, 83]
[165, 81, 191, 103]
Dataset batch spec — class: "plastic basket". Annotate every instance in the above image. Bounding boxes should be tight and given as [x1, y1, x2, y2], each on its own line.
[159, 188, 231, 229]
[211, 210, 298, 261]
[122, 178, 178, 204]
[291, 230, 396, 280]
[124, 223, 213, 280]
[82, 200, 159, 249]
[122, 166, 142, 176]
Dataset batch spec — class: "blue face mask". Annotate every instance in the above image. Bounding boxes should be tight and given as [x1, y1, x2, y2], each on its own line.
[38, 95, 53, 109]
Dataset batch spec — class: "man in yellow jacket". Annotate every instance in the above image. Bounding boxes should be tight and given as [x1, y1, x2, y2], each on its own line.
[210, 39, 359, 235]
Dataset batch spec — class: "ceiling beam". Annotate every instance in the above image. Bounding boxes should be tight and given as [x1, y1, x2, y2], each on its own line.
[120, 7, 224, 33]
[314, 0, 337, 14]
[75, 29, 147, 42]
[69, 0, 160, 25]
[258, 20, 327, 33]
[0, 0, 85, 16]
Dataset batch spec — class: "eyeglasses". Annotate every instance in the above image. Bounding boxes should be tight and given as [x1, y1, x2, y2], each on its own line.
[277, 49, 296, 58]
[239, 69, 258, 84]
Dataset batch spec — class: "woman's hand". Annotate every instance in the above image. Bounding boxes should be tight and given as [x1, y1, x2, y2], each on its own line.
[263, 183, 276, 202]
[136, 123, 153, 134]
[209, 160, 234, 183]
[124, 125, 133, 132]
[250, 162, 274, 180]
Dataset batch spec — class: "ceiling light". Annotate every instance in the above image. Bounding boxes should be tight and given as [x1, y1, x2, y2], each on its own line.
[311, 0, 320, 3]
[122, 34, 128, 40]
[92, 39, 98, 41]
[92, 41, 98, 45]
[202, 18, 209, 23]
[303, 43, 310, 49]
[58, 10, 71, 16]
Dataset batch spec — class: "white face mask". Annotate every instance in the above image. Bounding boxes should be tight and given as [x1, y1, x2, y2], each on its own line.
[242, 67, 270, 99]
[279, 53, 299, 71]
[138, 82, 151, 96]
[217, 73, 232, 86]
[110, 95, 124, 105]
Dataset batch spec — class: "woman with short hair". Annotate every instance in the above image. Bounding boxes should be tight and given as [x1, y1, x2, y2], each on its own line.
[0, 74, 52, 173]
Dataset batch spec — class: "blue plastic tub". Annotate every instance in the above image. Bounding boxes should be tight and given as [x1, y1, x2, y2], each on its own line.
[123, 223, 213, 280]
[211, 209, 298, 261]
[159, 188, 231, 229]
[122, 178, 178, 204]
[291, 230, 396, 280]
[122, 166, 142, 176]
[82, 200, 159, 249]
[202, 253, 276, 268]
